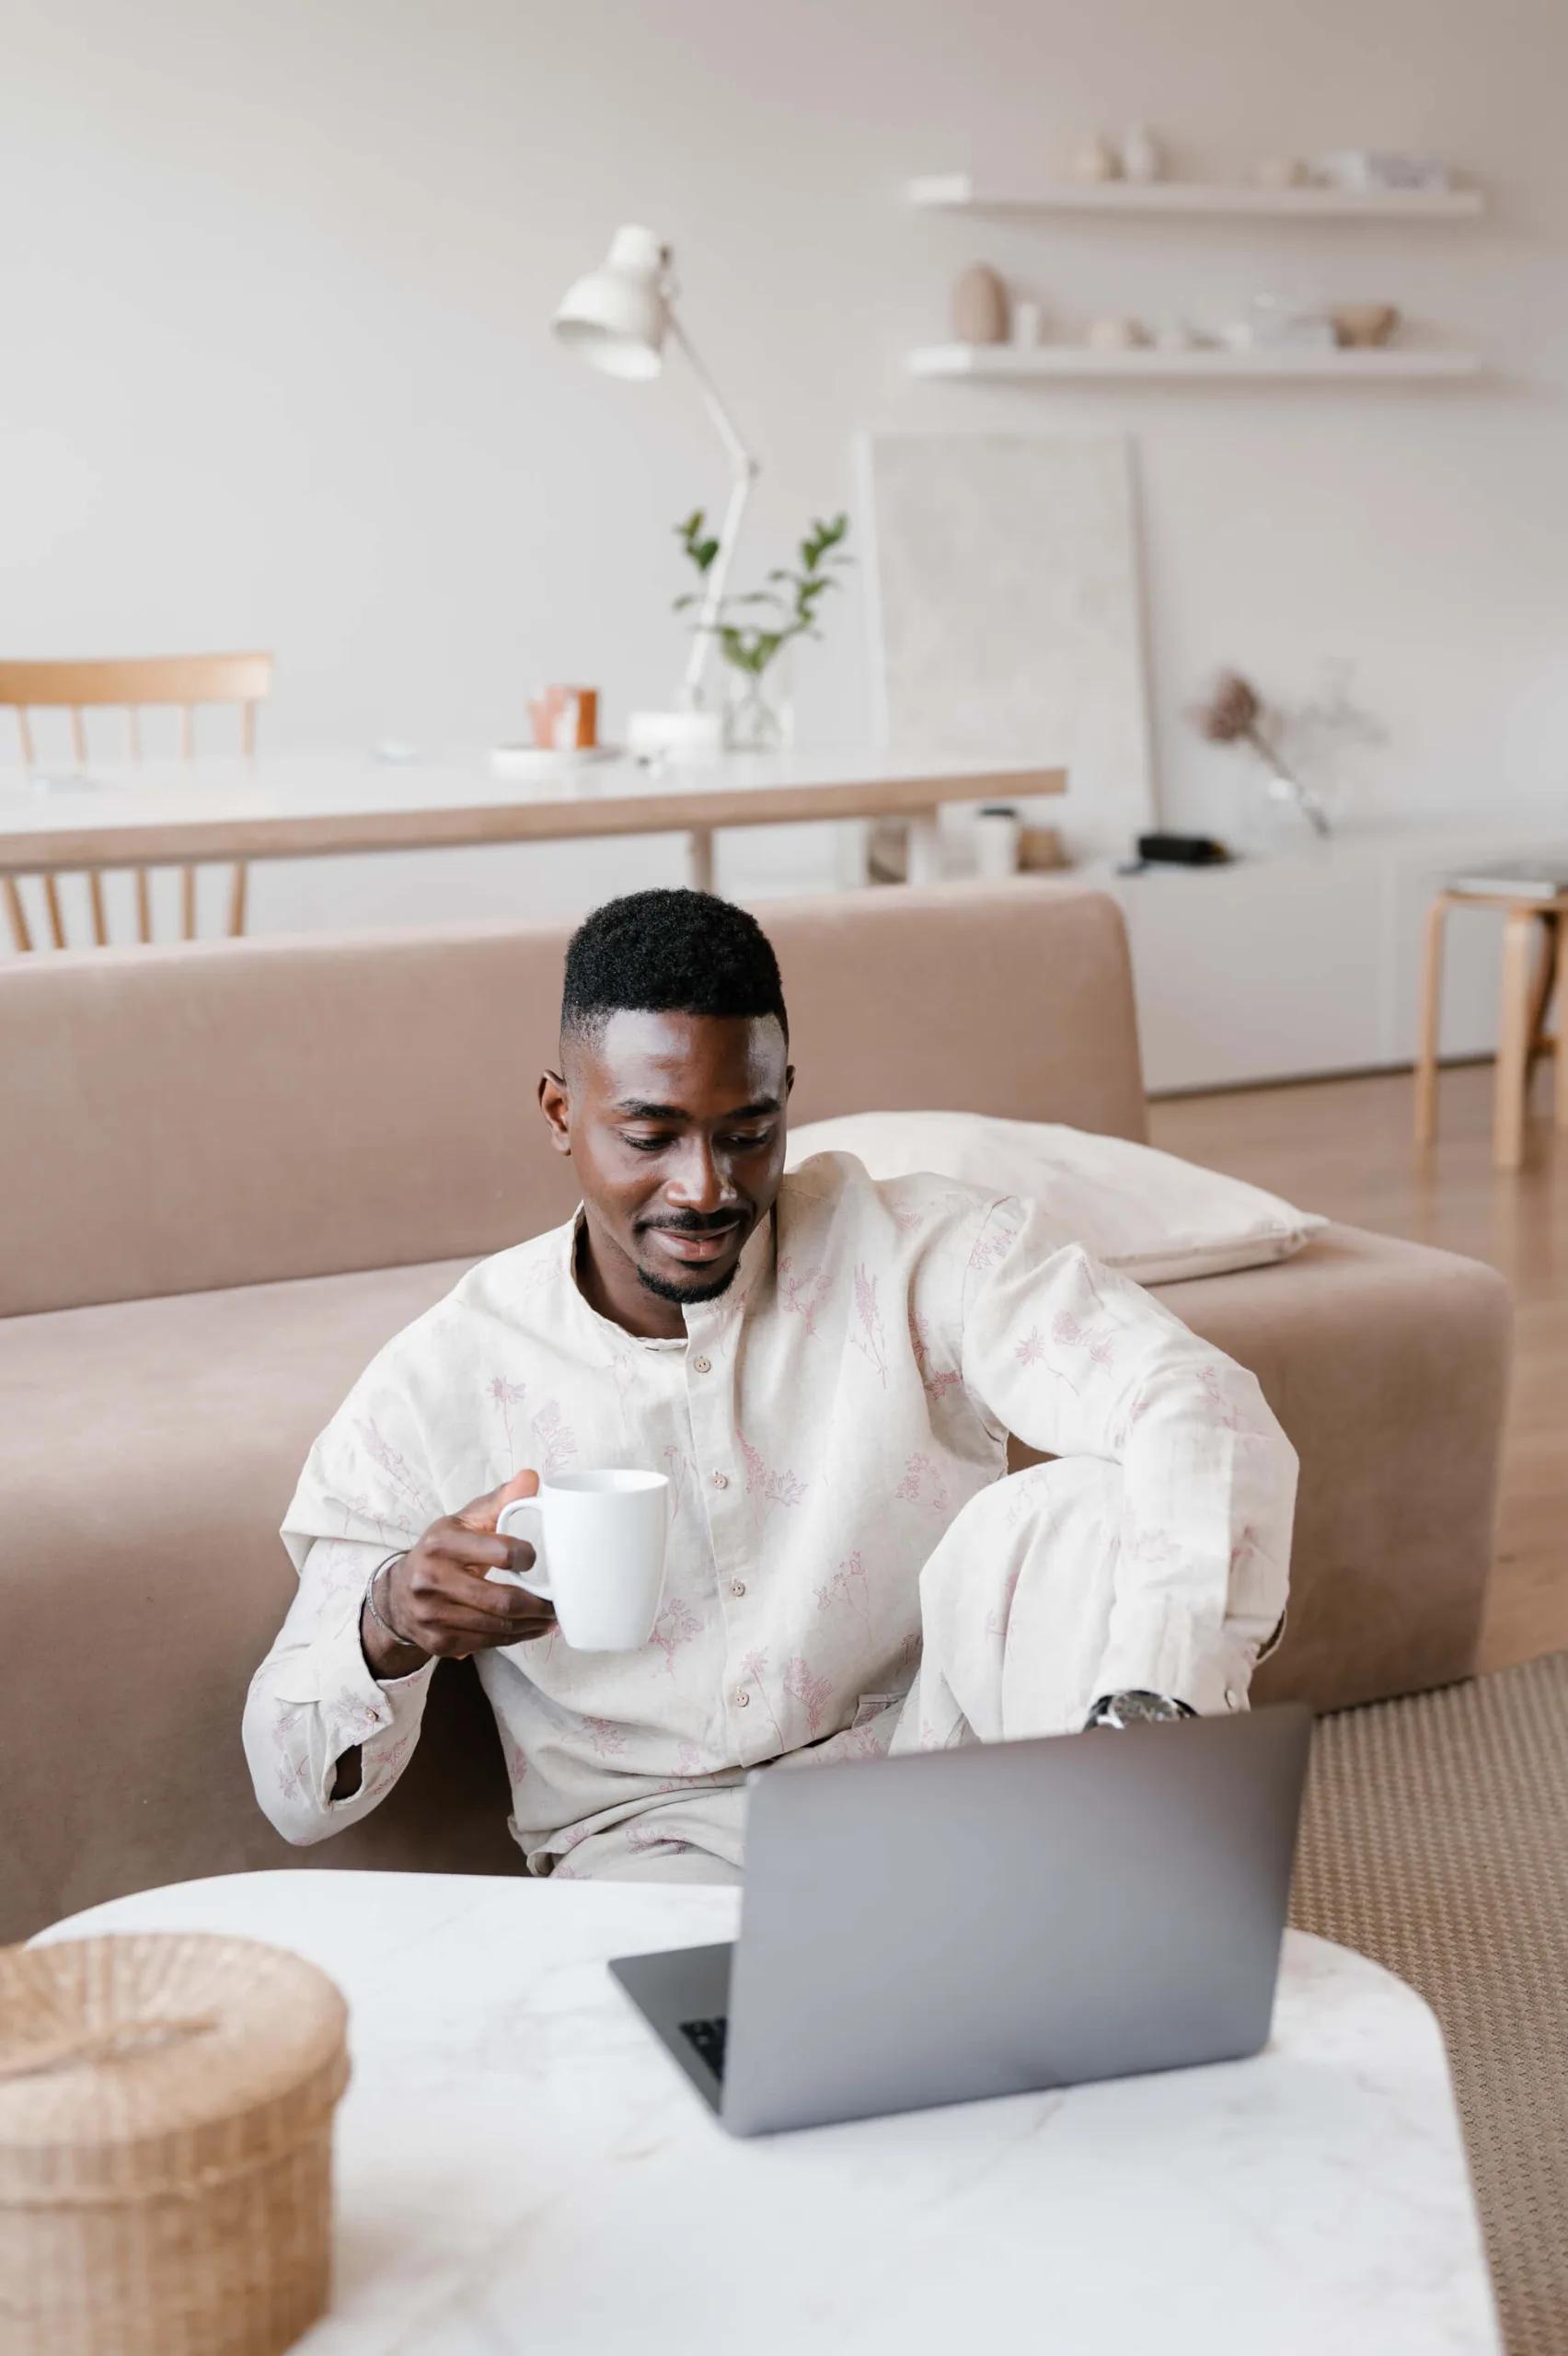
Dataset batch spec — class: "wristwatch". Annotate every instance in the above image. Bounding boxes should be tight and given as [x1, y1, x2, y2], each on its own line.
[1084, 1690, 1196, 1730]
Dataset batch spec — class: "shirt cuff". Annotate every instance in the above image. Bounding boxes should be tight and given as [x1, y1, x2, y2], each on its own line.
[316, 1597, 435, 1776]
[1091, 1598, 1254, 1720]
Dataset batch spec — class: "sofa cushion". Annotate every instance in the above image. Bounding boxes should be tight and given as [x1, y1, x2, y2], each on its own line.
[787, 1110, 1324, 1283]
[0, 1255, 517, 1945]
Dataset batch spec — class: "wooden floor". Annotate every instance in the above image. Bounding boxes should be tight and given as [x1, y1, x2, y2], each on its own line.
[1148, 1060, 1568, 1676]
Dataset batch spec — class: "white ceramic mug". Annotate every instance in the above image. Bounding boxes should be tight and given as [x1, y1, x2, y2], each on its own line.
[489, 1471, 669, 1650]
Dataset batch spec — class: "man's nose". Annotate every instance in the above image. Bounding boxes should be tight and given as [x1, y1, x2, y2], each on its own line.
[664, 1137, 739, 1211]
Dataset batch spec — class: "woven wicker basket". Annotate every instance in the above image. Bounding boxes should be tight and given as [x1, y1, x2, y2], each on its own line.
[0, 1933, 350, 2356]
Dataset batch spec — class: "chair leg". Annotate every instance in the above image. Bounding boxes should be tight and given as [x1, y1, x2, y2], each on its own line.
[42, 875, 66, 950]
[1414, 895, 1449, 1144]
[181, 864, 198, 941]
[1525, 911, 1559, 1071]
[1539, 914, 1568, 1133]
[1493, 908, 1538, 1172]
[2, 875, 32, 953]
[227, 860, 248, 937]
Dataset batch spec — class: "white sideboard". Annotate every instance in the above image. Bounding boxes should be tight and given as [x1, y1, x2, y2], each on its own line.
[1079, 823, 1558, 1094]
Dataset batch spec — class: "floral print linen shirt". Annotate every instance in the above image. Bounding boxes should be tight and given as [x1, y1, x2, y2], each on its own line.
[248, 1152, 1297, 1871]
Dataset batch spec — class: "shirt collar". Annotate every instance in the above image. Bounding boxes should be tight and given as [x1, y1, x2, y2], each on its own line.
[561, 1203, 777, 1348]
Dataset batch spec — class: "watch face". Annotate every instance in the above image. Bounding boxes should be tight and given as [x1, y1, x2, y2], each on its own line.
[1109, 1691, 1182, 1726]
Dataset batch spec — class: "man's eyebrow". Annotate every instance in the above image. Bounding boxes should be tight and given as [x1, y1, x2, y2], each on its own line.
[612, 1096, 782, 1120]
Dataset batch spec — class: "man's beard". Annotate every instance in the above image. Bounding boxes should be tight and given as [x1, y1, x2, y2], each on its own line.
[635, 1256, 742, 1308]
[633, 1211, 749, 1308]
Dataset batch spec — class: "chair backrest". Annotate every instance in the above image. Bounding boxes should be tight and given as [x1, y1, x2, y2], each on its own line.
[0, 652, 273, 953]
[0, 882, 1148, 1317]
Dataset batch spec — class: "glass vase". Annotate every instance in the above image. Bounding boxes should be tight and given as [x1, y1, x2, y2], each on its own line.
[722, 656, 794, 755]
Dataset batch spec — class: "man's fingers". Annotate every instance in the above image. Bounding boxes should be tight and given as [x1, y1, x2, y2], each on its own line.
[421, 1525, 525, 1575]
[430, 1600, 555, 1646]
[455, 1465, 539, 1534]
[438, 1565, 548, 1623]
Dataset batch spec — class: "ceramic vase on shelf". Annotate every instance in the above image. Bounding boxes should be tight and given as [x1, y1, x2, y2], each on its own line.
[1121, 123, 1163, 182]
[722, 653, 793, 755]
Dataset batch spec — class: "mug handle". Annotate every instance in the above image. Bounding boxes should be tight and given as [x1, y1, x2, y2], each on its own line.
[488, 1497, 552, 1598]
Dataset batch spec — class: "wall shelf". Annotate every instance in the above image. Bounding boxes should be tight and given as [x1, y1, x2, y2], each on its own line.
[907, 342, 1482, 382]
[905, 173, 1485, 219]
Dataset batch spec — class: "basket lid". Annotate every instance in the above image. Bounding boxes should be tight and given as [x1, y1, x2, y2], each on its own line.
[0, 1934, 349, 2204]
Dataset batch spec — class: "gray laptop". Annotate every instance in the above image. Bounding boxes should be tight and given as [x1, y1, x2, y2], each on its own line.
[610, 1703, 1310, 2137]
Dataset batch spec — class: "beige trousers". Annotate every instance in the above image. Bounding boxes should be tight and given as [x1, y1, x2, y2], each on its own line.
[554, 1460, 1131, 1886]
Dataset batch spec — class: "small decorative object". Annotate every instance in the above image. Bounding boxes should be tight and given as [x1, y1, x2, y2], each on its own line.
[1316, 149, 1451, 193]
[974, 803, 1022, 878]
[1068, 133, 1122, 183]
[1121, 830, 1233, 871]
[1120, 123, 1163, 182]
[675, 509, 852, 754]
[1018, 822, 1068, 872]
[528, 684, 598, 751]
[1332, 302, 1400, 348]
[1086, 315, 1148, 352]
[1223, 294, 1336, 352]
[951, 263, 1009, 344]
[1190, 670, 1331, 837]
[1253, 156, 1308, 189]
[1010, 298, 1045, 348]
[867, 817, 907, 885]
[0, 1933, 350, 2356]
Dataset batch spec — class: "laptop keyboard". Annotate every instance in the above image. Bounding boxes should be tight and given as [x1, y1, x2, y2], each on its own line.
[680, 2015, 729, 2079]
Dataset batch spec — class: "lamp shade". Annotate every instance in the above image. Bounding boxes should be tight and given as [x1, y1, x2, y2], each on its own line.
[552, 225, 670, 380]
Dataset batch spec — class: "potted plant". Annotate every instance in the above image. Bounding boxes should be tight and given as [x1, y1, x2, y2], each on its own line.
[674, 510, 851, 752]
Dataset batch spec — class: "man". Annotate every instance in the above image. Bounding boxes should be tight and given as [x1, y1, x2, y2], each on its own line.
[247, 889, 1296, 1882]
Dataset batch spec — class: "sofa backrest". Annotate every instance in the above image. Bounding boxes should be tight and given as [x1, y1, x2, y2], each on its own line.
[0, 881, 1146, 1314]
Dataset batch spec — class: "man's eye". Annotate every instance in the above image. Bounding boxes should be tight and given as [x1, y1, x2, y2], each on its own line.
[723, 1131, 776, 1152]
[621, 1134, 673, 1153]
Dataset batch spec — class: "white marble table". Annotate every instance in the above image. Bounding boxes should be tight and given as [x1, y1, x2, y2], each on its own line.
[0, 745, 1064, 894]
[39, 1871, 1500, 2356]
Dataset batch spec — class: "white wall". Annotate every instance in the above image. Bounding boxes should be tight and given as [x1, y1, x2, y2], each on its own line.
[3, 0, 1566, 928]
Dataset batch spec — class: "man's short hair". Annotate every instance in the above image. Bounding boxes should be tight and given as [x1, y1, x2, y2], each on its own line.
[560, 888, 789, 1051]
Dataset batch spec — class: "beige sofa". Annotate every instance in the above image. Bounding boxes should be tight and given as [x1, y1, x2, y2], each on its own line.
[1, 883, 1512, 1943]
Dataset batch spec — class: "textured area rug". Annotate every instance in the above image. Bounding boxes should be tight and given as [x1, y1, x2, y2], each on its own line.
[1291, 1653, 1568, 2356]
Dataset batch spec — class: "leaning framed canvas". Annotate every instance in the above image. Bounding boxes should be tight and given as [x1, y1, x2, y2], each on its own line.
[860, 432, 1158, 852]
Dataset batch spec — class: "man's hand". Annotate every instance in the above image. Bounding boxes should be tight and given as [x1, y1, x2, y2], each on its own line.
[360, 1469, 556, 1680]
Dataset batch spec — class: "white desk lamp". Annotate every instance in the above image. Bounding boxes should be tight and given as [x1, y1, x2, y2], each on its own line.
[553, 225, 759, 757]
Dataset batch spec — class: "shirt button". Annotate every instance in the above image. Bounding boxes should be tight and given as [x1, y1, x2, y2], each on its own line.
[731, 1579, 746, 1598]
[735, 1688, 750, 1707]
[692, 1354, 712, 1375]
[710, 1470, 729, 1490]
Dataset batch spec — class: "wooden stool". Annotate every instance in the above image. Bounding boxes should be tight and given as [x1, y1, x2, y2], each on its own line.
[1416, 887, 1566, 1170]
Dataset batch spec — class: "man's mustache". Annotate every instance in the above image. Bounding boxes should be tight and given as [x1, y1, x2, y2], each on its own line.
[638, 1211, 747, 1236]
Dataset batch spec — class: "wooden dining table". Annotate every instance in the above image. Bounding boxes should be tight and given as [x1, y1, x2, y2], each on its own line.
[0, 745, 1066, 896]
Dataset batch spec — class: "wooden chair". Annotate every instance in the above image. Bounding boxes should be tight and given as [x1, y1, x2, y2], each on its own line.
[1417, 885, 1565, 1171]
[0, 653, 273, 953]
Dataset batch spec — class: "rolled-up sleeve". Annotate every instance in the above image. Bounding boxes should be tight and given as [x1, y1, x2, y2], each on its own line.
[242, 1538, 435, 1844]
[960, 1199, 1297, 1716]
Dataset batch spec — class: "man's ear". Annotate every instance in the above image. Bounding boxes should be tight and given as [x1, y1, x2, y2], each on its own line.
[538, 1069, 572, 1157]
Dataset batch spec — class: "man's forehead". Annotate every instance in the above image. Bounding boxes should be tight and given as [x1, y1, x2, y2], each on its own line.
[571, 1008, 787, 1102]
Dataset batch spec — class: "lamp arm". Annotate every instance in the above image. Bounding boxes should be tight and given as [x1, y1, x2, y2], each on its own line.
[665, 312, 760, 707]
